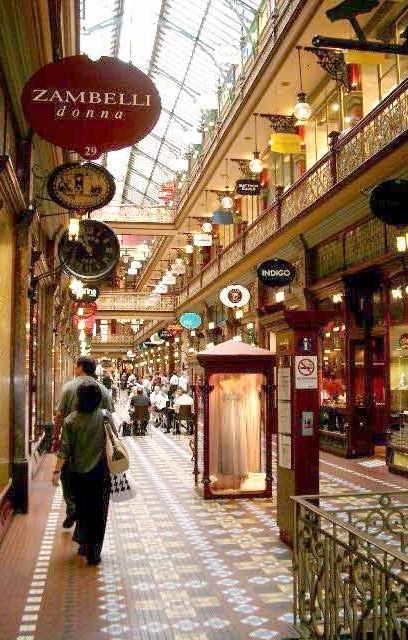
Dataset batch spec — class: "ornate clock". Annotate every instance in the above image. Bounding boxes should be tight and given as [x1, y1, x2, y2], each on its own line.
[47, 162, 116, 211]
[58, 219, 120, 281]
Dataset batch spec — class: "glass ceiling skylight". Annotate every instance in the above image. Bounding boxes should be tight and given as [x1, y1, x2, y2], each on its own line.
[80, 0, 263, 207]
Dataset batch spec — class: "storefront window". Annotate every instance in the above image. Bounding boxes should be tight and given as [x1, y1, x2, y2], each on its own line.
[390, 325, 408, 448]
[321, 320, 347, 409]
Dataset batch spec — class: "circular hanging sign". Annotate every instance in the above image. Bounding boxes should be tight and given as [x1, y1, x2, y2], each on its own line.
[47, 162, 116, 210]
[58, 219, 120, 282]
[179, 312, 202, 330]
[219, 285, 250, 308]
[21, 55, 162, 159]
[370, 179, 408, 226]
[257, 259, 296, 287]
[68, 285, 100, 303]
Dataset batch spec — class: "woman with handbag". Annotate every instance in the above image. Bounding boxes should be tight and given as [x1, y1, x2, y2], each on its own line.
[52, 380, 120, 565]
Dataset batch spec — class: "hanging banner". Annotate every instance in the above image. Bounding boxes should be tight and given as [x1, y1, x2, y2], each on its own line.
[219, 285, 250, 308]
[235, 178, 261, 196]
[22, 55, 161, 159]
[257, 259, 296, 287]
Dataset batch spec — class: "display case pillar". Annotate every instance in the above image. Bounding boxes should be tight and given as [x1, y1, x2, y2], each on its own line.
[276, 311, 324, 546]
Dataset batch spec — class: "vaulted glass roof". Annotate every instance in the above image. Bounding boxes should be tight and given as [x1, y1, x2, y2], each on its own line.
[80, 0, 263, 207]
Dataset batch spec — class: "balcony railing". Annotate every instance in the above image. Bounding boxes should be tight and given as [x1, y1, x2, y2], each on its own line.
[178, 77, 408, 308]
[91, 205, 175, 225]
[98, 293, 176, 313]
[178, 0, 307, 213]
[92, 335, 134, 346]
[293, 491, 408, 639]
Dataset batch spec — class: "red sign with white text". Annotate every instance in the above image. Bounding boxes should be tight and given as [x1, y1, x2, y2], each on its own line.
[22, 55, 161, 159]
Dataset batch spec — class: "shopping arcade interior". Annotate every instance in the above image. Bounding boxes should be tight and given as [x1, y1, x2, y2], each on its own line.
[2, 0, 408, 638]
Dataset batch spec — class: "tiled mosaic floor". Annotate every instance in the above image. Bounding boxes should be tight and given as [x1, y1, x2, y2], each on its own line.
[1, 423, 408, 640]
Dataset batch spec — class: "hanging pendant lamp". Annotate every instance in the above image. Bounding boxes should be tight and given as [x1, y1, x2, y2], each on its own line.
[294, 46, 312, 122]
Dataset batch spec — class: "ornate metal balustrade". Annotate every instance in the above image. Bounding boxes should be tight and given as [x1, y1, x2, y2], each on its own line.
[293, 491, 408, 639]
[91, 205, 176, 225]
[178, 0, 308, 213]
[92, 335, 134, 346]
[178, 78, 408, 309]
[98, 294, 176, 312]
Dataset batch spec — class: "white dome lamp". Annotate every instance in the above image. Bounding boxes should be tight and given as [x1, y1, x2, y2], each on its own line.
[184, 235, 194, 254]
[202, 221, 213, 233]
[221, 193, 234, 209]
[293, 46, 312, 123]
[248, 114, 263, 174]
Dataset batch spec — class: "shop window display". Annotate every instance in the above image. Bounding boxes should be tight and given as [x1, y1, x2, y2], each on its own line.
[389, 326, 408, 468]
[320, 319, 347, 435]
[196, 340, 274, 499]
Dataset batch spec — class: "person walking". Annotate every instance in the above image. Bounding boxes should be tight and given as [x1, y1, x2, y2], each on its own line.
[53, 380, 114, 565]
[53, 356, 113, 529]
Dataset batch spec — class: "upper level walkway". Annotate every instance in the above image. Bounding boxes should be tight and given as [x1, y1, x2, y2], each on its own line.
[1, 414, 407, 640]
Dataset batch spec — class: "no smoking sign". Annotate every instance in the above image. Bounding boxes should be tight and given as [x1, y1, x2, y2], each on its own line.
[295, 356, 318, 389]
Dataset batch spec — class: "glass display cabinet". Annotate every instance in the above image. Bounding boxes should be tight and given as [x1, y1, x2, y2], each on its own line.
[388, 324, 408, 474]
[196, 340, 275, 499]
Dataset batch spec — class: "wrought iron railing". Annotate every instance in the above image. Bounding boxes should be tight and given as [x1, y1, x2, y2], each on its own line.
[91, 205, 175, 225]
[293, 491, 408, 639]
[178, 0, 308, 212]
[178, 78, 408, 308]
[92, 335, 134, 346]
[98, 293, 176, 312]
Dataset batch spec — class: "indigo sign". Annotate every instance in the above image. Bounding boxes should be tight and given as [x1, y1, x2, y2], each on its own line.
[257, 259, 296, 287]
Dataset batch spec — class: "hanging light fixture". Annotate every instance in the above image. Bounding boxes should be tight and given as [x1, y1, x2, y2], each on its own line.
[212, 209, 234, 224]
[248, 114, 263, 174]
[221, 194, 234, 209]
[184, 234, 194, 254]
[68, 215, 80, 241]
[294, 46, 312, 122]
[130, 260, 142, 270]
[202, 221, 213, 233]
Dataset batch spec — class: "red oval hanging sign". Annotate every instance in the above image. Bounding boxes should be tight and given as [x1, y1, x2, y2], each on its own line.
[21, 55, 161, 159]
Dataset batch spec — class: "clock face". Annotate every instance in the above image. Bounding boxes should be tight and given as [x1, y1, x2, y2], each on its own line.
[47, 162, 116, 211]
[58, 219, 120, 281]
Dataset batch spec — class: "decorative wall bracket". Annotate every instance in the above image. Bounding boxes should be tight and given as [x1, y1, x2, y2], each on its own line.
[258, 113, 297, 133]
[305, 47, 351, 93]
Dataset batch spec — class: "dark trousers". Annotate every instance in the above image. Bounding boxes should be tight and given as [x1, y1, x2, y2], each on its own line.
[61, 462, 76, 518]
[71, 458, 111, 557]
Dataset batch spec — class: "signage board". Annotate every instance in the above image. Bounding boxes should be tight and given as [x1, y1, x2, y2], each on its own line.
[295, 356, 318, 390]
[219, 285, 250, 308]
[257, 259, 296, 287]
[69, 285, 100, 303]
[193, 233, 212, 247]
[158, 328, 174, 341]
[235, 178, 261, 196]
[47, 162, 116, 211]
[22, 55, 161, 159]
[179, 312, 202, 330]
[370, 179, 408, 226]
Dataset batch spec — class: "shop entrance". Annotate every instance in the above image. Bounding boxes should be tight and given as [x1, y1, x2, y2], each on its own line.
[319, 273, 388, 458]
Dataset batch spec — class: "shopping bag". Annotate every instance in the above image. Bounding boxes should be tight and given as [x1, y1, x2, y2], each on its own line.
[110, 471, 137, 503]
[104, 412, 130, 474]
